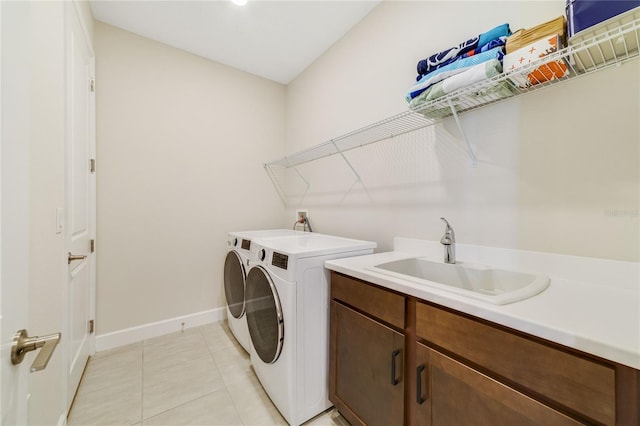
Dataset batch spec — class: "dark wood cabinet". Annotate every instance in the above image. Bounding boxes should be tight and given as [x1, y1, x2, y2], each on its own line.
[329, 272, 640, 426]
[330, 271, 405, 329]
[330, 301, 405, 426]
[417, 342, 582, 426]
[415, 301, 616, 424]
[329, 269, 407, 425]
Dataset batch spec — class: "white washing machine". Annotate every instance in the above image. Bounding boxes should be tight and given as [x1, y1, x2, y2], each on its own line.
[244, 233, 376, 425]
[224, 229, 303, 352]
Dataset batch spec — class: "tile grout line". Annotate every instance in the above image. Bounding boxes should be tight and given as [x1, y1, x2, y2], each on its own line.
[199, 325, 247, 425]
[141, 389, 225, 424]
[200, 324, 251, 426]
[142, 327, 229, 422]
[139, 324, 245, 424]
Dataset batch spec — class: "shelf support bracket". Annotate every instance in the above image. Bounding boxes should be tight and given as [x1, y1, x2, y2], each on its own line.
[264, 164, 310, 206]
[331, 141, 363, 183]
[447, 99, 478, 167]
[292, 166, 310, 204]
[264, 164, 287, 204]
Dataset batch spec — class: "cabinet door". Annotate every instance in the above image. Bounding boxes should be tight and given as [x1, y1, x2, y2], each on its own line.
[427, 348, 583, 426]
[330, 301, 404, 426]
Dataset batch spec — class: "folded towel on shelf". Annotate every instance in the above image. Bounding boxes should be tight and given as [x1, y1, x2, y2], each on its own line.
[406, 46, 505, 102]
[416, 23, 511, 77]
[415, 36, 508, 81]
[412, 80, 518, 119]
[468, 80, 516, 99]
[409, 59, 503, 108]
[474, 35, 509, 55]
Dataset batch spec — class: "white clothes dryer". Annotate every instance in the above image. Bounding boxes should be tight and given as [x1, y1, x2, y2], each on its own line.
[244, 233, 376, 425]
[224, 229, 302, 352]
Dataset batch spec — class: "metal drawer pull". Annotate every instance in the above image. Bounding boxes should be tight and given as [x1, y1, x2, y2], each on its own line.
[416, 364, 426, 404]
[391, 349, 401, 386]
[11, 329, 62, 372]
[68, 252, 87, 264]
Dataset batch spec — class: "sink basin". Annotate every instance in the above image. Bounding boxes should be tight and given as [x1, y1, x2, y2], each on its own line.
[366, 257, 549, 305]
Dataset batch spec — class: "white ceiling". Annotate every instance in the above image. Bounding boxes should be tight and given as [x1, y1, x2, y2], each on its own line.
[89, 0, 381, 84]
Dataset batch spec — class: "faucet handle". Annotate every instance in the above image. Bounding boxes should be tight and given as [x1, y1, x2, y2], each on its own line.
[440, 217, 454, 234]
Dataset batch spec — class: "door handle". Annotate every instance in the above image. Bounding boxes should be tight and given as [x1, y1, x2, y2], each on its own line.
[11, 329, 62, 372]
[68, 252, 87, 264]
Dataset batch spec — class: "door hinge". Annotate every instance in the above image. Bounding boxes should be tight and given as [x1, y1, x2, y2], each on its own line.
[88, 320, 95, 334]
[89, 78, 95, 92]
[90, 239, 95, 253]
[89, 158, 96, 173]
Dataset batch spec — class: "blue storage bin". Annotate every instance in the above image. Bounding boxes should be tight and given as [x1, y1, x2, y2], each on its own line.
[566, 0, 640, 37]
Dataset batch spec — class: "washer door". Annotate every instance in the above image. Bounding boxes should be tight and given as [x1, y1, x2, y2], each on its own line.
[245, 266, 284, 364]
[224, 250, 246, 319]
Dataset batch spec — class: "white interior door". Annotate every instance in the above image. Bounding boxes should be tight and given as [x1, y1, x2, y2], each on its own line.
[1, 2, 32, 424]
[65, 2, 95, 410]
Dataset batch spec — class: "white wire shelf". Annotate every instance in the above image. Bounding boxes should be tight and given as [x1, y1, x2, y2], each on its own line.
[265, 14, 640, 170]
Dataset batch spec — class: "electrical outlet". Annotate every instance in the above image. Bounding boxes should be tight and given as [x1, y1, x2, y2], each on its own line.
[296, 209, 308, 223]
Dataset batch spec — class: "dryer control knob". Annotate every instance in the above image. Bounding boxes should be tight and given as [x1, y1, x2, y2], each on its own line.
[259, 249, 266, 261]
[233, 238, 238, 247]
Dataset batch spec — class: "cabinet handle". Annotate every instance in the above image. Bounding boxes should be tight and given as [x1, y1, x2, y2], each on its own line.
[416, 364, 426, 404]
[391, 349, 400, 386]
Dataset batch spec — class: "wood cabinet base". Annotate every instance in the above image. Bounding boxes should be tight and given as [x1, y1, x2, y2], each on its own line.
[330, 272, 640, 426]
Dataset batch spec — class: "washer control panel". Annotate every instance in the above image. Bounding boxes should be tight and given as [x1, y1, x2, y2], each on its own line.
[272, 252, 289, 270]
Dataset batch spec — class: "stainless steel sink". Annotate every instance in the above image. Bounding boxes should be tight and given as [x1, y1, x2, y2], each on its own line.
[366, 257, 549, 305]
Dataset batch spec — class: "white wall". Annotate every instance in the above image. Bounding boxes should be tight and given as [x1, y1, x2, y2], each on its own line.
[94, 22, 286, 334]
[285, 1, 639, 262]
[93, 1, 638, 343]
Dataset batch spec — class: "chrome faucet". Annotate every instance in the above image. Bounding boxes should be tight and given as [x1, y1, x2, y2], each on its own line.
[440, 217, 456, 264]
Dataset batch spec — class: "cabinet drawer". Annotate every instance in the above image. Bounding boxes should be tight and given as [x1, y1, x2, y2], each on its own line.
[416, 302, 615, 425]
[331, 272, 404, 329]
[427, 348, 583, 425]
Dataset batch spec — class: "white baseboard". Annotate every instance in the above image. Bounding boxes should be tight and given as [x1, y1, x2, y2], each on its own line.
[95, 307, 227, 352]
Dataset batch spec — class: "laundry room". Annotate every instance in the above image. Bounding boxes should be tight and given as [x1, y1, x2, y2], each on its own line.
[1, 0, 638, 425]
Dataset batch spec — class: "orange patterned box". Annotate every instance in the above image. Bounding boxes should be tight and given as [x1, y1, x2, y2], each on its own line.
[503, 34, 569, 88]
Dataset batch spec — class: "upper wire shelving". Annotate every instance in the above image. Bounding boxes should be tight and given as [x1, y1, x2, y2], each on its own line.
[265, 14, 640, 176]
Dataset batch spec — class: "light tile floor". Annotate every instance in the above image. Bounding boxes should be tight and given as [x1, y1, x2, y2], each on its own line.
[67, 321, 348, 426]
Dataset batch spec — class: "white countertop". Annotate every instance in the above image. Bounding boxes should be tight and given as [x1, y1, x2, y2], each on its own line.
[325, 238, 640, 370]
